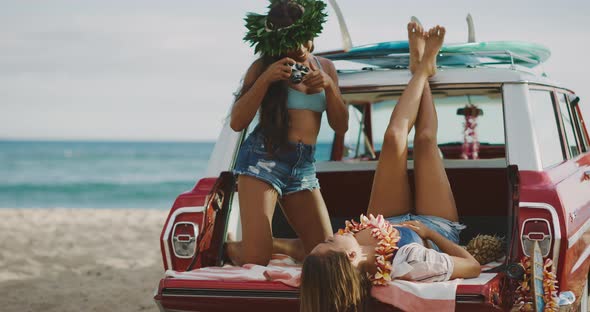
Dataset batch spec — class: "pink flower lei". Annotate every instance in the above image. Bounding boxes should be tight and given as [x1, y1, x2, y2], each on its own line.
[337, 214, 401, 285]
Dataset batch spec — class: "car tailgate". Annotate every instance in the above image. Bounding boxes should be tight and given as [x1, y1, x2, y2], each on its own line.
[155, 272, 506, 312]
[155, 278, 299, 312]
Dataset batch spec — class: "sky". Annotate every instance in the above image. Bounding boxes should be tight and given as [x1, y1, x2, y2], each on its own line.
[1, 0, 589, 142]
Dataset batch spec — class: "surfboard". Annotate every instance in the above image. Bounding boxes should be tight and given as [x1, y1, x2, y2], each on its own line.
[346, 40, 410, 56]
[530, 241, 545, 312]
[324, 41, 551, 69]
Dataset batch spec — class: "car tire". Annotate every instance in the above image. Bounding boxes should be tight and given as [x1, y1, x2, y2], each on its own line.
[580, 276, 589, 312]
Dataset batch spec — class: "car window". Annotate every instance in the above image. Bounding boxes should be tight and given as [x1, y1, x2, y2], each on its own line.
[370, 89, 505, 158]
[343, 105, 370, 159]
[529, 90, 564, 167]
[572, 101, 589, 152]
[557, 93, 580, 157]
[316, 105, 370, 161]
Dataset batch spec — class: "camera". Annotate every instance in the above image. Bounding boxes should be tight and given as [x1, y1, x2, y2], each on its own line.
[289, 63, 310, 84]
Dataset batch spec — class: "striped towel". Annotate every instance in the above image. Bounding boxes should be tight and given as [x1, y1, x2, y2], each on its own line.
[166, 254, 300, 284]
[166, 254, 500, 312]
[371, 279, 459, 311]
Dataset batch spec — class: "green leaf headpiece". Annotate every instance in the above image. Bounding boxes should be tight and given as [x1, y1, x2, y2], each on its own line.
[243, 0, 328, 57]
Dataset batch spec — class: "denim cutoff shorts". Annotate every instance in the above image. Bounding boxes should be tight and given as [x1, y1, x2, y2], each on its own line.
[233, 129, 319, 196]
[386, 213, 466, 252]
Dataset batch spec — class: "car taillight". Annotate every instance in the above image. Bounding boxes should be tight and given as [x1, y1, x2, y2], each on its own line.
[172, 222, 198, 259]
[521, 218, 552, 257]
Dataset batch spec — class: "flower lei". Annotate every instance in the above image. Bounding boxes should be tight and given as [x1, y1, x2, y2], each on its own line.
[337, 214, 400, 286]
[243, 0, 328, 56]
[513, 256, 559, 312]
[461, 104, 480, 160]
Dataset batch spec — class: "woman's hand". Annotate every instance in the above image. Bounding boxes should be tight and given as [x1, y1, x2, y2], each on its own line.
[399, 220, 433, 240]
[302, 60, 334, 90]
[260, 57, 296, 84]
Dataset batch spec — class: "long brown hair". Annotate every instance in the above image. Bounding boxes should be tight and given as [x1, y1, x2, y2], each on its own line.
[237, 0, 306, 151]
[300, 251, 372, 312]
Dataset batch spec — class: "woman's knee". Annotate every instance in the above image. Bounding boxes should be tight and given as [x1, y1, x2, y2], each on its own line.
[414, 130, 437, 148]
[383, 127, 408, 153]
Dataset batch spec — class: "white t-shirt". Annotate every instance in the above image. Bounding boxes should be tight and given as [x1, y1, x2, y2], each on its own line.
[390, 243, 454, 282]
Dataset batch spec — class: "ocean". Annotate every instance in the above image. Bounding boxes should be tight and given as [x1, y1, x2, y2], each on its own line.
[0, 140, 215, 209]
[0, 140, 333, 209]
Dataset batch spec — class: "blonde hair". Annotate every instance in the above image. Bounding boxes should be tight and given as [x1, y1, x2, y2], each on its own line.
[300, 250, 371, 312]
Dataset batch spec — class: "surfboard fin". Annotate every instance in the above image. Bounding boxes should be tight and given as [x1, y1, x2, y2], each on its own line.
[467, 13, 476, 43]
[327, 0, 353, 51]
[410, 16, 423, 28]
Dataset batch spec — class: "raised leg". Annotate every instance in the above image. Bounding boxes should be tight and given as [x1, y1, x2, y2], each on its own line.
[280, 189, 333, 254]
[366, 22, 430, 218]
[413, 84, 458, 222]
[413, 26, 459, 222]
[227, 175, 279, 266]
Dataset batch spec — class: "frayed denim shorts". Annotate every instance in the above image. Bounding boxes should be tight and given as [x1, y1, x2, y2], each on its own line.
[233, 129, 320, 197]
[386, 213, 466, 252]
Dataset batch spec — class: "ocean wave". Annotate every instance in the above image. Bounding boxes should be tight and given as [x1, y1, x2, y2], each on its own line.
[0, 180, 200, 209]
[0, 141, 215, 208]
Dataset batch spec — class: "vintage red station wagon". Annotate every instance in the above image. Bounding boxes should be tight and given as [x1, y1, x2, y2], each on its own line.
[153, 43, 590, 311]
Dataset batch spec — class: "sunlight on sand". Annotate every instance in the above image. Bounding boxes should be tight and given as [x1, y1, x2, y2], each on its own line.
[0, 208, 167, 312]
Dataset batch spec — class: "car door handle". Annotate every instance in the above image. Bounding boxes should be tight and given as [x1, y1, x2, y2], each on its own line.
[583, 170, 590, 182]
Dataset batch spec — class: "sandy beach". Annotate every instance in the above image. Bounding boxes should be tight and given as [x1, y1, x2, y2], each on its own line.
[0, 208, 167, 312]
[1, 208, 588, 312]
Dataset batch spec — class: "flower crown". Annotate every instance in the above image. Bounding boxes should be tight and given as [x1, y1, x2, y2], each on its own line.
[243, 0, 328, 57]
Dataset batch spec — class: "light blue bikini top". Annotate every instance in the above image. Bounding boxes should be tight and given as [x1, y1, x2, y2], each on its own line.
[286, 56, 327, 113]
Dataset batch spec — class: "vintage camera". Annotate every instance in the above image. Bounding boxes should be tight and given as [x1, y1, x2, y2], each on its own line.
[290, 63, 310, 84]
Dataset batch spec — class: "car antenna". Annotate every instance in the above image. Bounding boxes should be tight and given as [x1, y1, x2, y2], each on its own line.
[327, 0, 353, 51]
[466, 13, 476, 43]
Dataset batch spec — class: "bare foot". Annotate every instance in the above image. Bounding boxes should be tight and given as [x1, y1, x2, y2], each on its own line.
[225, 233, 243, 266]
[407, 21, 426, 74]
[420, 25, 446, 77]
